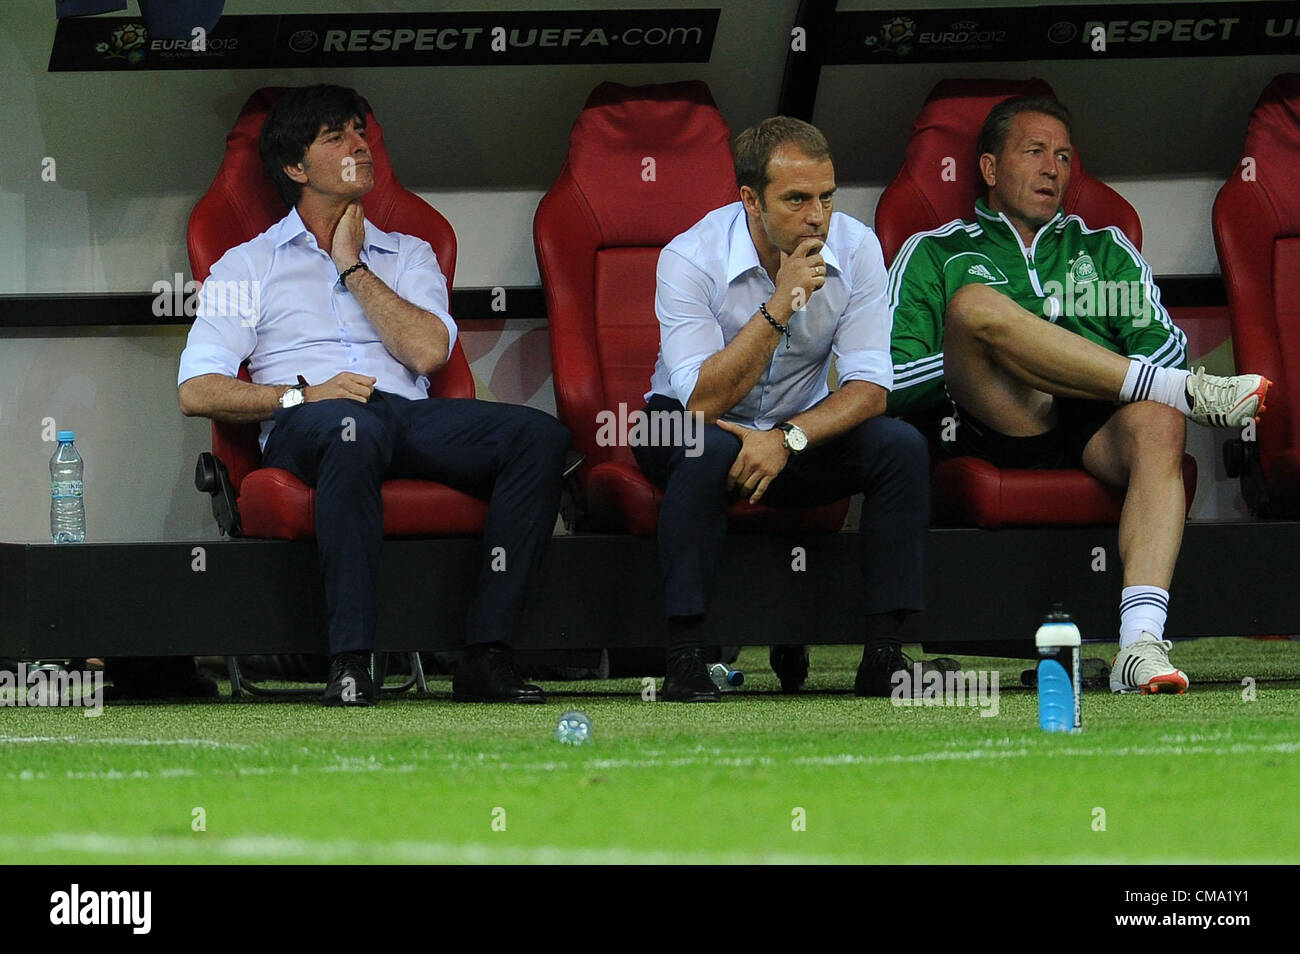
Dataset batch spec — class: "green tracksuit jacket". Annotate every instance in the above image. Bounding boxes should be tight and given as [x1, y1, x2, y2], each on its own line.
[886, 198, 1187, 416]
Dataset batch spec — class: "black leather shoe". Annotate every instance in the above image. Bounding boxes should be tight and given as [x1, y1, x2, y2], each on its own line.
[453, 644, 545, 704]
[323, 652, 376, 707]
[769, 644, 810, 693]
[662, 648, 721, 703]
[854, 644, 912, 698]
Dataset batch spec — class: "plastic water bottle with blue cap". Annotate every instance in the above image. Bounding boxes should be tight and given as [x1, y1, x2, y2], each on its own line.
[708, 662, 744, 691]
[50, 431, 85, 544]
[554, 710, 591, 745]
[1035, 606, 1081, 732]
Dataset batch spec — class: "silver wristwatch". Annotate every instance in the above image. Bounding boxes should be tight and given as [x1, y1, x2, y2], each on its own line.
[776, 421, 808, 454]
[279, 384, 306, 409]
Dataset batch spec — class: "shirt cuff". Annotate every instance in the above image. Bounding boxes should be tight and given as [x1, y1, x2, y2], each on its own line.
[666, 351, 714, 408]
[436, 312, 458, 361]
[836, 349, 894, 391]
[178, 343, 243, 386]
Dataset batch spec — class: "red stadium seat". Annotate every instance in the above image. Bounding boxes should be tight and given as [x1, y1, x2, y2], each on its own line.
[534, 80, 848, 534]
[877, 78, 1194, 527]
[187, 87, 488, 540]
[1213, 73, 1300, 517]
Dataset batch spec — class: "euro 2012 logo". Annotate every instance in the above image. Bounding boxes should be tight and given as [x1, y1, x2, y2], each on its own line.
[865, 16, 915, 56]
[96, 23, 149, 64]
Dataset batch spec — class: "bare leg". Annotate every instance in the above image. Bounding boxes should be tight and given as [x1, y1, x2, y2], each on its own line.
[1080, 402, 1186, 589]
[944, 283, 1131, 434]
[943, 283, 1186, 583]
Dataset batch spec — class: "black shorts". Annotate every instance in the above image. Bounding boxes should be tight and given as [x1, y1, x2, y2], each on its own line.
[943, 399, 1117, 469]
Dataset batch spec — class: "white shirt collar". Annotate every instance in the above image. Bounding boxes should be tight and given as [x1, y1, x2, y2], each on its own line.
[724, 204, 842, 283]
[268, 205, 399, 254]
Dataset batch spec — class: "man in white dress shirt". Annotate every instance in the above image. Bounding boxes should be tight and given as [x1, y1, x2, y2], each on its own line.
[634, 117, 930, 701]
[178, 86, 570, 706]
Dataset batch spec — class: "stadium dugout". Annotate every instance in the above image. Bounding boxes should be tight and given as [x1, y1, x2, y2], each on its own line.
[3, 4, 1300, 686]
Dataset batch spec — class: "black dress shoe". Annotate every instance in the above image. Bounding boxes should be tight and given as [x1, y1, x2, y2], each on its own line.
[662, 648, 721, 703]
[323, 652, 376, 707]
[453, 644, 545, 704]
[854, 644, 912, 698]
[769, 644, 810, 693]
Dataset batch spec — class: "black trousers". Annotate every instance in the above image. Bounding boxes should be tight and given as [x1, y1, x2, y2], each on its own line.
[633, 394, 929, 622]
[261, 390, 570, 653]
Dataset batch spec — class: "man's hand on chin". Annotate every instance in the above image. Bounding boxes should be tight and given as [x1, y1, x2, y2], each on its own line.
[715, 420, 791, 504]
[331, 201, 366, 270]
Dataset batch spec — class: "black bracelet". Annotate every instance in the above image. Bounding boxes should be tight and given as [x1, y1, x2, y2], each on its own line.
[337, 261, 370, 290]
[759, 303, 791, 349]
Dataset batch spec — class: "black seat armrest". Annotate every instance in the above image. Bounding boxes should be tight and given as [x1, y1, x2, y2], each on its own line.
[560, 449, 586, 533]
[195, 452, 243, 537]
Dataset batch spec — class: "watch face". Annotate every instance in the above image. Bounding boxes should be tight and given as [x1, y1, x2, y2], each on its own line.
[280, 387, 304, 408]
[783, 424, 808, 452]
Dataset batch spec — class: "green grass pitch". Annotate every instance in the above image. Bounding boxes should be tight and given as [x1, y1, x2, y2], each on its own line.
[1, 638, 1297, 864]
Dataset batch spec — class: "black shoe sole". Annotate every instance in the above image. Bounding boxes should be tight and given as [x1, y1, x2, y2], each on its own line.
[323, 680, 376, 706]
[322, 685, 377, 707]
[662, 684, 722, 703]
[852, 684, 893, 698]
[451, 689, 546, 704]
[664, 692, 721, 703]
[854, 670, 905, 698]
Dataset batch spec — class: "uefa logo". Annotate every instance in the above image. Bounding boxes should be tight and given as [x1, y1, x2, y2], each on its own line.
[288, 29, 318, 53]
[864, 15, 916, 55]
[95, 22, 148, 63]
[1047, 21, 1078, 44]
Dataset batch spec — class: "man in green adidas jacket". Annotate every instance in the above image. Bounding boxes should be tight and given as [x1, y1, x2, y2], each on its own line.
[887, 95, 1271, 695]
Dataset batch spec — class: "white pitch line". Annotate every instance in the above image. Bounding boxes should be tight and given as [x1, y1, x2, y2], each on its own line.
[7, 769, 203, 782]
[4, 762, 422, 782]
[0, 735, 250, 749]
[791, 740, 1300, 766]
[438, 739, 1300, 773]
[3, 739, 1296, 783]
[0, 832, 847, 866]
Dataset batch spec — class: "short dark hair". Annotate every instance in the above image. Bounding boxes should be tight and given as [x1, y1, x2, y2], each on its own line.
[976, 95, 1073, 165]
[732, 116, 832, 203]
[259, 85, 368, 208]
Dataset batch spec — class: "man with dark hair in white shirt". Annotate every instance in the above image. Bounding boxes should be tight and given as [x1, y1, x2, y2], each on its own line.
[178, 85, 570, 707]
[634, 117, 930, 702]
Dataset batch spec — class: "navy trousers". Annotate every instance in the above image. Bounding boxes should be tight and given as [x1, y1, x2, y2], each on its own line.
[261, 390, 570, 653]
[633, 395, 929, 621]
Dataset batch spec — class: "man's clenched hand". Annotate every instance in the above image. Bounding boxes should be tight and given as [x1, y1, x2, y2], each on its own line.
[770, 238, 826, 321]
[305, 372, 376, 404]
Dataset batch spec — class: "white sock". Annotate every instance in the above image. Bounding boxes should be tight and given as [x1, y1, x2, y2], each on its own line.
[1119, 585, 1170, 648]
[1118, 360, 1191, 413]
